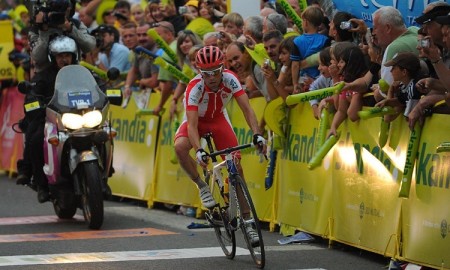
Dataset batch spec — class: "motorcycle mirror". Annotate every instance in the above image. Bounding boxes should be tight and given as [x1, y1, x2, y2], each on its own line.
[107, 68, 120, 81]
[18, 81, 33, 94]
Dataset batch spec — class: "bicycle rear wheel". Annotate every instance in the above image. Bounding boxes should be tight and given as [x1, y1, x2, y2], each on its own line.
[234, 174, 265, 269]
[207, 181, 236, 259]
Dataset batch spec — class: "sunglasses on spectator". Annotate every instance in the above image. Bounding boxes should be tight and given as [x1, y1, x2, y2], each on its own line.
[199, 66, 223, 76]
[103, 10, 113, 16]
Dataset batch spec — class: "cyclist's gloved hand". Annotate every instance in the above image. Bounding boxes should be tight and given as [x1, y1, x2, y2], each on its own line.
[253, 134, 267, 156]
[196, 148, 209, 167]
[253, 134, 266, 146]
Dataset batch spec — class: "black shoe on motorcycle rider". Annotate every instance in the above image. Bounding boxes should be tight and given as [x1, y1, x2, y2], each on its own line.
[37, 185, 50, 203]
[103, 183, 112, 200]
[16, 174, 31, 185]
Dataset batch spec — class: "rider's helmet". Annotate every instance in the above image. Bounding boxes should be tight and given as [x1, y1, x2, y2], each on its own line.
[195, 45, 224, 70]
[48, 35, 79, 64]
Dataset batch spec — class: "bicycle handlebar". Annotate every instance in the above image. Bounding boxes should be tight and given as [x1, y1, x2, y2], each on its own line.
[208, 143, 253, 159]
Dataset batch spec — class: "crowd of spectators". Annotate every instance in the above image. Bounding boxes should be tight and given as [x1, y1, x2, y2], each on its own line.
[1, 0, 450, 208]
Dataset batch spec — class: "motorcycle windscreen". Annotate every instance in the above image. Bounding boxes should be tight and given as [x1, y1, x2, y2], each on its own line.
[49, 65, 108, 113]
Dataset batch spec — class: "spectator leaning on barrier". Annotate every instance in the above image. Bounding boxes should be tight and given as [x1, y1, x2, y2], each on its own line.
[124, 22, 160, 98]
[375, 52, 425, 122]
[408, 12, 450, 129]
[153, 21, 178, 114]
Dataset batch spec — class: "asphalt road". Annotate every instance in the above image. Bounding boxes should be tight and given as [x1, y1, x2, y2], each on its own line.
[0, 173, 389, 270]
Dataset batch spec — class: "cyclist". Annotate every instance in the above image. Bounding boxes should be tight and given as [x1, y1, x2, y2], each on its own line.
[174, 45, 266, 244]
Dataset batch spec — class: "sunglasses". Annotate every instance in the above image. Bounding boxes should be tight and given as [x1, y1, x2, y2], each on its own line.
[200, 66, 223, 76]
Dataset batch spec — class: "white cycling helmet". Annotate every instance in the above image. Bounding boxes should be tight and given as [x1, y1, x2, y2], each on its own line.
[48, 35, 79, 63]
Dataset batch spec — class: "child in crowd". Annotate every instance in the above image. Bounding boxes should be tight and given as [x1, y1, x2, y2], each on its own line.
[327, 43, 368, 137]
[291, 6, 330, 93]
[309, 47, 333, 119]
[375, 52, 424, 122]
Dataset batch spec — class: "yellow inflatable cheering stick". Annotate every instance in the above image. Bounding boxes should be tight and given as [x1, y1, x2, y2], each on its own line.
[147, 28, 179, 65]
[154, 57, 191, 84]
[357, 106, 397, 120]
[398, 123, 422, 198]
[286, 81, 345, 106]
[276, 0, 303, 33]
[308, 133, 340, 170]
[316, 108, 330, 152]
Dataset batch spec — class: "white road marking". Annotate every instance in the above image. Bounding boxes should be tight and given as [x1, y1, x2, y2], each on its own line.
[0, 245, 324, 267]
[0, 247, 249, 266]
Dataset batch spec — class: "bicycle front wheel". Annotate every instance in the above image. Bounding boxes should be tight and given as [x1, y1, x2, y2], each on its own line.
[209, 180, 236, 259]
[234, 175, 265, 269]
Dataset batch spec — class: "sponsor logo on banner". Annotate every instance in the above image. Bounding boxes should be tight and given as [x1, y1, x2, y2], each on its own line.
[415, 143, 450, 190]
[280, 125, 316, 163]
[111, 115, 156, 146]
[299, 187, 319, 204]
[329, 0, 443, 27]
[441, 219, 448, 239]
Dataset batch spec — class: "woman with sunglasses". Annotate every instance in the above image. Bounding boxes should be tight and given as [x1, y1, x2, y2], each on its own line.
[173, 46, 266, 210]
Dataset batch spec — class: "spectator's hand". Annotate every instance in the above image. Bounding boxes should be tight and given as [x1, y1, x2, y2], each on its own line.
[261, 63, 276, 81]
[329, 62, 340, 79]
[348, 18, 368, 35]
[244, 35, 256, 50]
[327, 128, 338, 138]
[407, 104, 424, 130]
[318, 98, 330, 114]
[169, 100, 178, 121]
[418, 36, 441, 62]
[312, 104, 320, 120]
[375, 99, 388, 108]
[368, 45, 382, 64]
[196, 148, 209, 168]
[124, 86, 132, 98]
[59, 19, 73, 32]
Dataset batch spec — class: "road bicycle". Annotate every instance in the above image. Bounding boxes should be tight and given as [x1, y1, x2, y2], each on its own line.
[202, 132, 265, 269]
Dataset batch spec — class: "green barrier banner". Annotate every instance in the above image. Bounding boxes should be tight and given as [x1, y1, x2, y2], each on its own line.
[400, 114, 450, 268]
[0, 21, 15, 80]
[276, 103, 332, 235]
[108, 90, 160, 200]
[331, 117, 403, 256]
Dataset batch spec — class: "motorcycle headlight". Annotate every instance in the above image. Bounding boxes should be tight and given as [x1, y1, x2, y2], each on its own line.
[83, 110, 103, 128]
[61, 110, 103, 129]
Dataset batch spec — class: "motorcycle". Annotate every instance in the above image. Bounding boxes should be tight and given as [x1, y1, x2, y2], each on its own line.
[18, 65, 122, 229]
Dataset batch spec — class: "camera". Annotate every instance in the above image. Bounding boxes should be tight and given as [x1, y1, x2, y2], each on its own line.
[419, 39, 430, 48]
[264, 58, 270, 67]
[30, 0, 69, 27]
[340, 21, 352, 30]
[178, 6, 188, 15]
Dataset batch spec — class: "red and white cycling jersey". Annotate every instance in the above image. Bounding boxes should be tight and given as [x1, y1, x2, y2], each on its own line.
[184, 69, 245, 120]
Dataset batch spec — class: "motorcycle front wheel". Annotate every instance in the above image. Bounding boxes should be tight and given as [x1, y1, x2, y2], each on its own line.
[79, 161, 104, 229]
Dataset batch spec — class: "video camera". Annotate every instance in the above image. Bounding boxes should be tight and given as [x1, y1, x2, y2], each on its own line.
[27, 0, 68, 27]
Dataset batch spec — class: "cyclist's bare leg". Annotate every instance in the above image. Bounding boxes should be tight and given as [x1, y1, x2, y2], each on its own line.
[174, 137, 206, 188]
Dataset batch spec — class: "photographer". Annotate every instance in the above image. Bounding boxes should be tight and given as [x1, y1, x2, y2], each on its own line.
[29, 0, 95, 73]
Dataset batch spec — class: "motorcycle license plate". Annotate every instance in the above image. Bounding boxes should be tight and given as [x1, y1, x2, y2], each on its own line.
[68, 91, 93, 109]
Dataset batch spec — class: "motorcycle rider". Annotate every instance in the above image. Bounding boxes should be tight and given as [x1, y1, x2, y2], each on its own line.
[19, 35, 79, 203]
